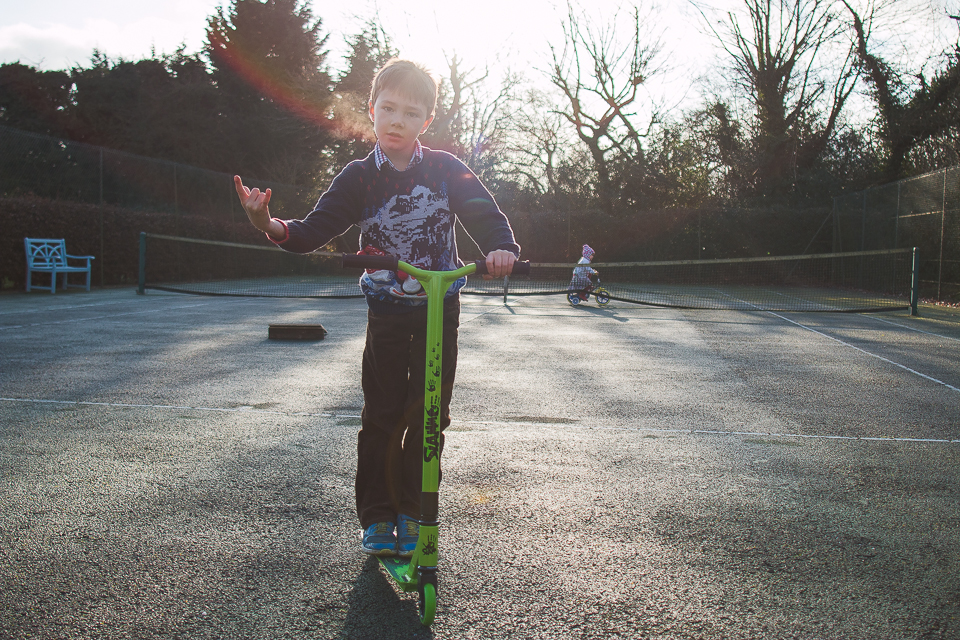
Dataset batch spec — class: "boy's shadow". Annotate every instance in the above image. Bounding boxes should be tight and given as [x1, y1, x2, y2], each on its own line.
[340, 555, 436, 639]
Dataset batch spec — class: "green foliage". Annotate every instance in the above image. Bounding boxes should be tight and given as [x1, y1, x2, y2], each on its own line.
[66, 49, 221, 168]
[0, 63, 72, 136]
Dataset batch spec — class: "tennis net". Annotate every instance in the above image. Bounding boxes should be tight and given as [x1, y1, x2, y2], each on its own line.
[138, 233, 917, 313]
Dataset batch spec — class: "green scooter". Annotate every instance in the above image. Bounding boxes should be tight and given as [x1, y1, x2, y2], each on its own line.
[341, 253, 530, 626]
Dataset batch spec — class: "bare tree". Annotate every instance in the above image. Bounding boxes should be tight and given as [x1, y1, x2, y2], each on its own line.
[421, 55, 521, 180]
[841, 0, 960, 180]
[504, 89, 574, 197]
[425, 55, 477, 152]
[547, 1, 664, 215]
[456, 69, 522, 176]
[700, 0, 859, 200]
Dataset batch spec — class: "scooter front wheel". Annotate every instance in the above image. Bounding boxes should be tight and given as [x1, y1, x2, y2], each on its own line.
[418, 582, 437, 626]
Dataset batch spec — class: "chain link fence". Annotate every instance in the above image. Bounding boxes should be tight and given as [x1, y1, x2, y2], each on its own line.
[0, 125, 314, 222]
[833, 166, 959, 303]
[3, 124, 957, 303]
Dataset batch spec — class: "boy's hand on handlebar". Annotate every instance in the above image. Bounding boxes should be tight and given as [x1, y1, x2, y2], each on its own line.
[483, 250, 517, 280]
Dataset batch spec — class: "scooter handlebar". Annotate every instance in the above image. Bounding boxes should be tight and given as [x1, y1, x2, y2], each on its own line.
[472, 259, 531, 276]
[342, 253, 531, 276]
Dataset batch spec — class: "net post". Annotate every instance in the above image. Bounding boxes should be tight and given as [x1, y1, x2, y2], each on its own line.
[138, 232, 147, 295]
[910, 247, 919, 316]
[503, 275, 509, 304]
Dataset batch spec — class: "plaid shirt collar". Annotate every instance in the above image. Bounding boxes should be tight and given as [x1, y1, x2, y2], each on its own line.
[374, 139, 423, 172]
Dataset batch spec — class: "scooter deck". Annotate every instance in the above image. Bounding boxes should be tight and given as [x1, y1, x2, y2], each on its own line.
[377, 556, 418, 592]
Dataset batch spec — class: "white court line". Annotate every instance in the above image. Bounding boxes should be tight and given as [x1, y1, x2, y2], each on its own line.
[0, 397, 344, 418]
[766, 311, 960, 393]
[713, 291, 960, 394]
[2, 397, 957, 444]
[0, 299, 139, 316]
[463, 419, 960, 444]
[864, 313, 960, 343]
[0, 302, 215, 331]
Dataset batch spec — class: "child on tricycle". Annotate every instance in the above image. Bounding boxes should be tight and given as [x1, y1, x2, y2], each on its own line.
[568, 244, 609, 306]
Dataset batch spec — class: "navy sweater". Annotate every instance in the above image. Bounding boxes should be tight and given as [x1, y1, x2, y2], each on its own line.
[274, 147, 520, 312]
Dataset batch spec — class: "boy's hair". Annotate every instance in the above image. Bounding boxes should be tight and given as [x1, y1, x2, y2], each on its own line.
[370, 58, 439, 117]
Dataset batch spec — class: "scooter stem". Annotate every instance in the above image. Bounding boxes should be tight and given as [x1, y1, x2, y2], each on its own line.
[397, 260, 477, 581]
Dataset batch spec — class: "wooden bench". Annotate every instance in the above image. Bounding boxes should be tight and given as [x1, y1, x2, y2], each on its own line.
[24, 238, 95, 293]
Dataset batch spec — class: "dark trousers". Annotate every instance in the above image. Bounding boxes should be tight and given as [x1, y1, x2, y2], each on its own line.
[356, 298, 459, 528]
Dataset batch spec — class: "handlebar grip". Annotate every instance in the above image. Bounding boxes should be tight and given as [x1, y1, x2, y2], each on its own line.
[342, 253, 399, 271]
[473, 259, 531, 276]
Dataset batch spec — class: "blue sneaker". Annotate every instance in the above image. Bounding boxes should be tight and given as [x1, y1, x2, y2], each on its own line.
[361, 522, 397, 556]
[397, 514, 419, 558]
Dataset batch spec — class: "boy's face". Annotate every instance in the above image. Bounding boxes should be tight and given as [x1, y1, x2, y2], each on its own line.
[369, 88, 434, 164]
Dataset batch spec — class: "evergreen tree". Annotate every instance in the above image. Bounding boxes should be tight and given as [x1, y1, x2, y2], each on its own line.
[328, 22, 397, 167]
[206, 0, 335, 184]
[0, 62, 72, 136]
[65, 49, 221, 167]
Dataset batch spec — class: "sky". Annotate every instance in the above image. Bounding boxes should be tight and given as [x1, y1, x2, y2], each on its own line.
[0, 1, 715, 71]
[0, 1, 728, 97]
[1, 0, 955, 115]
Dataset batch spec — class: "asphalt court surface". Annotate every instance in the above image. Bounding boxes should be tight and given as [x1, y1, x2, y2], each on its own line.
[1, 288, 958, 639]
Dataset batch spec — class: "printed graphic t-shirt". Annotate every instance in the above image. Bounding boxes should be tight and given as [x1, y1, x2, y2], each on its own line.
[271, 146, 520, 312]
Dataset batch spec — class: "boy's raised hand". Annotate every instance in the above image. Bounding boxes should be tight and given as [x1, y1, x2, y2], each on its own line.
[234, 175, 279, 236]
[483, 249, 517, 280]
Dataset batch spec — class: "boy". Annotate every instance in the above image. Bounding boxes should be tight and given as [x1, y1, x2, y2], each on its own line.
[234, 59, 520, 557]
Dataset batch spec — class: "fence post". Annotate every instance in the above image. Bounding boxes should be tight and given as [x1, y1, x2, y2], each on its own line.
[894, 182, 900, 249]
[138, 232, 147, 295]
[938, 170, 946, 302]
[859, 190, 867, 288]
[174, 163, 179, 216]
[99, 148, 104, 288]
[699, 210, 704, 260]
[911, 247, 920, 316]
[861, 190, 866, 251]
